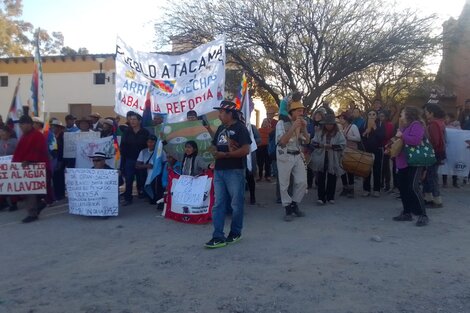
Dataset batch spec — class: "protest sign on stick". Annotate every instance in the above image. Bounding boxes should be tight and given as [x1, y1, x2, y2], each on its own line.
[63, 132, 100, 158]
[65, 168, 119, 216]
[0, 162, 46, 195]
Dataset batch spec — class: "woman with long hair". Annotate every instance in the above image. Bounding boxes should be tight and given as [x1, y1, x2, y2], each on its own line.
[393, 106, 429, 226]
[360, 110, 385, 197]
[311, 114, 346, 204]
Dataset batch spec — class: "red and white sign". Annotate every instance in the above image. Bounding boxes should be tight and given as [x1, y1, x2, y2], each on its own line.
[0, 162, 47, 195]
[164, 169, 214, 224]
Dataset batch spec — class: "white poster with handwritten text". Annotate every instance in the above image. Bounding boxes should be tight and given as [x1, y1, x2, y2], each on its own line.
[172, 175, 208, 207]
[65, 168, 119, 216]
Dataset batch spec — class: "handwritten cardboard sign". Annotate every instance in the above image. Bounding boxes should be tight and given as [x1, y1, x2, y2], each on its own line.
[63, 131, 100, 158]
[0, 162, 47, 195]
[65, 168, 119, 216]
[172, 175, 208, 207]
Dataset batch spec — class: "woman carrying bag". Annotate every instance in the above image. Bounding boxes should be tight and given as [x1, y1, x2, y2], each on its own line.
[393, 106, 430, 227]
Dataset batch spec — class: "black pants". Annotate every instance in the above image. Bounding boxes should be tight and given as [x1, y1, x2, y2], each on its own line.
[363, 149, 383, 192]
[52, 165, 66, 200]
[382, 154, 391, 189]
[341, 172, 354, 186]
[442, 175, 458, 186]
[317, 171, 337, 202]
[397, 166, 426, 216]
[246, 170, 256, 201]
[307, 167, 314, 188]
[392, 159, 398, 189]
[256, 146, 271, 178]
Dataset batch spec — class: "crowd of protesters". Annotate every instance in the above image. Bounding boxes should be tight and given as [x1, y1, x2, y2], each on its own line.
[1, 95, 470, 248]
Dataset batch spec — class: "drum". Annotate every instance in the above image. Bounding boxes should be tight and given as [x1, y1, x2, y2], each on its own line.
[341, 147, 375, 178]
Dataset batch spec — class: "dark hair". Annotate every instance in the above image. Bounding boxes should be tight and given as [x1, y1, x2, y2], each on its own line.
[380, 110, 391, 120]
[182, 140, 199, 176]
[128, 112, 142, 121]
[321, 122, 339, 139]
[187, 110, 197, 118]
[0, 126, 12, 135]
[184, 140, 198, 156]
[424, 103, 445, 119]
[18, 115, 33, 124]
[292, 91, 302, 102]
[403, 106, 424, 125]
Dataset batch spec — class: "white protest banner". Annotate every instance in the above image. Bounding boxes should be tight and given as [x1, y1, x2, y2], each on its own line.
[0, 155, 12, 163]
[75, 136, 116, 169]
[63, 132, 100, 158]
[438, 128, 470, 176]
[164, 170, 214, 224]
[0, 162, 47, 195]
[115, 36, 225, 123]
[66, 168, 119, 216]
[172, 175, 208, 206]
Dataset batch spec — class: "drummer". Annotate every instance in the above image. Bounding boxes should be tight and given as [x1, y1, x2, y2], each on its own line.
[338, 112, 361, 198]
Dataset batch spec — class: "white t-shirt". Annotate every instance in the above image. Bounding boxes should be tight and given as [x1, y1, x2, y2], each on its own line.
[137, 148, 155, 175]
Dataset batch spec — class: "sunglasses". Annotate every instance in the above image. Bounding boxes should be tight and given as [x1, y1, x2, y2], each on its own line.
[92, 159, 105, 162]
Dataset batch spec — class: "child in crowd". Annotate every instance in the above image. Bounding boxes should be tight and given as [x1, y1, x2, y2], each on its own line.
[180, 140, 209, 176]
[136, 135, 158, 203]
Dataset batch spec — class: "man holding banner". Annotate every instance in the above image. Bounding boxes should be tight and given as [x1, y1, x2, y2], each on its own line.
[12, 115, 50, 223]
[205, 101, 251, 249]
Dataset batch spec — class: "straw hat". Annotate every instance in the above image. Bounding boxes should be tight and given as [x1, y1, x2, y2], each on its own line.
[89, 113, 101, 119]
[288, 101, 305, 113]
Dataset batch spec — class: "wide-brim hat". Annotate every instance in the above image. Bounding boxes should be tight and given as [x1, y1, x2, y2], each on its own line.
[89, 113, 101, 119]
[320, 114, 337, 125]
[88, 151, 112, 159]
[101, 119, 114, 127]
[50, 120, 65, 128]
[213, 100, 240, 112]
[288, 101, 305, 113]
[32, 117, 44, 125]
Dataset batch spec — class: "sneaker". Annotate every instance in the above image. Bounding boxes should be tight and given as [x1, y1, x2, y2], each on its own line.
[265, 177, 272, 183]
[226, 233, 242, 244]
[22, 216, 38, 223]
[361, 192, 370, 197]
[416, 215, 429, 227]
[371, 191, 380, 198]
[204, 238, 227, 249]
[393, 213, 413, 222]
[317, 200, 326, 205]
[328, 200, 335, 204]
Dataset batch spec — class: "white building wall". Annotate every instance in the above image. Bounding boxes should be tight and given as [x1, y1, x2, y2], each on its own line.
[0, 71, 115, 118]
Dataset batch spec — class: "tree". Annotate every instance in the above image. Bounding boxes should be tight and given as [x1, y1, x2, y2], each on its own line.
[61, 46, 89, 56]
[332, 51, 437, 112]
[1, 0, 66, 56]
[155, 0, 439, 110]
[0, 0, 32, 56]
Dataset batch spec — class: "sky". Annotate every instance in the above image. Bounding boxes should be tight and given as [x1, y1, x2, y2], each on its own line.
[21, 0, 468, 55]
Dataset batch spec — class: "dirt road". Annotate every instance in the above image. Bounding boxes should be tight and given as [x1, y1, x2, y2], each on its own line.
[1, 181, 469, 313]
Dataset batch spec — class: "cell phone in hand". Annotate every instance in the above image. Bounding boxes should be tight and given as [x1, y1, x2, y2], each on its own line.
[200, 114, 209, 126]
